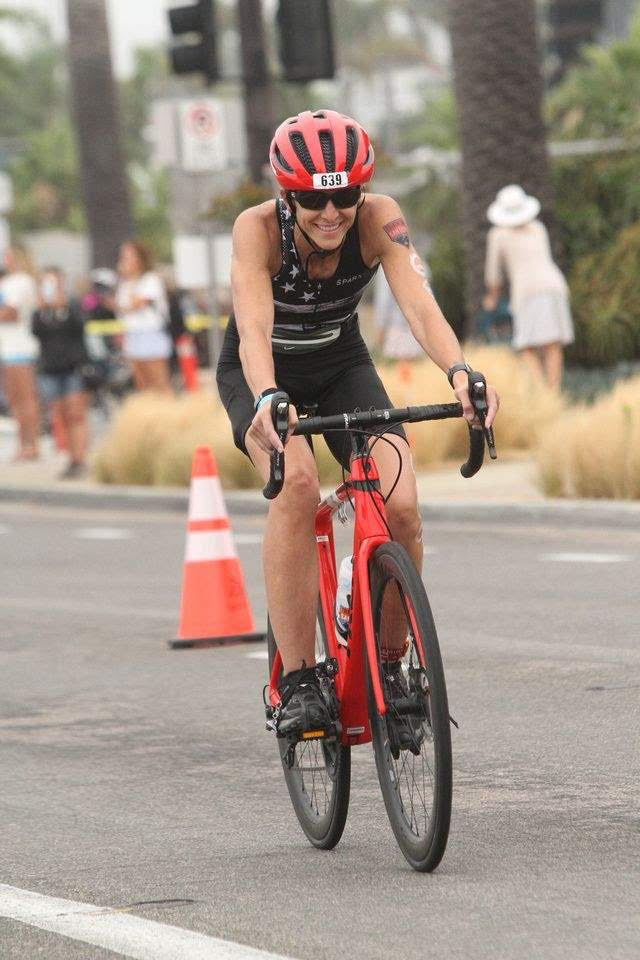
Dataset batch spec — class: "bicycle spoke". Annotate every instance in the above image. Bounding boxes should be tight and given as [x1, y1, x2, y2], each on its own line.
[375, 578, 439, 840]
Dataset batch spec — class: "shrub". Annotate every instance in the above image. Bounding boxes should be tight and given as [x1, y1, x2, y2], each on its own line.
[92, 347, 565, 489]
[568, 221, 640, 366]
[536, 375, 640, 499]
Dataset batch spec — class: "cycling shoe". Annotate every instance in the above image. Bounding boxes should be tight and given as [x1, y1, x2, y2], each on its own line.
[272, 665, 334, 738]
[382, 660, 427, 759]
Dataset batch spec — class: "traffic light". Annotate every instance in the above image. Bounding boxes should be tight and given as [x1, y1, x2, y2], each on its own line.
[547, 0, 603, 81]
[277, 0, 335, 83]
[168, 0, 219, 82]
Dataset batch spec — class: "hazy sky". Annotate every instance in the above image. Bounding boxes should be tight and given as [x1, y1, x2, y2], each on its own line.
[7, 0, 169, 76]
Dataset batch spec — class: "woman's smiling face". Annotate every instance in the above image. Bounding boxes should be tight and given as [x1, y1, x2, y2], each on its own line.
[289, 195, 360, 251]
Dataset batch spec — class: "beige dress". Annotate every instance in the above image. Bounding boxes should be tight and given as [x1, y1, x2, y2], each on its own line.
[485, 221, 574, 350]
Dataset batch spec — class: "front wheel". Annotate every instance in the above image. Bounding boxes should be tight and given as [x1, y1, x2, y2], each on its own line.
[367, 542, 452, 872]
[267, 606, 351, 850]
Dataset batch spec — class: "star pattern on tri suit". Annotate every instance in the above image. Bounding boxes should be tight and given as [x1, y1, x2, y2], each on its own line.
[281, 282, 295, 293]
[301, 290, 315, 301]
[289, 263, 300, 279]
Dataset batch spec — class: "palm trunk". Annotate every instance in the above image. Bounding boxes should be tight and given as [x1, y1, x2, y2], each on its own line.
[449, 0, 555, 333]
[66, 0, 133, 267]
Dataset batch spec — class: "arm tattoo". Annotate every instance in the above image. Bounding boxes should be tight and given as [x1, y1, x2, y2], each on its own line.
[383, 218, 410, 248]
[409, 248, 434, 297]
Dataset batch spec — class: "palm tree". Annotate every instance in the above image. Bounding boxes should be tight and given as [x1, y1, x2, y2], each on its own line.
[66, 0, 132, 267]
[449, 0, 555, 330]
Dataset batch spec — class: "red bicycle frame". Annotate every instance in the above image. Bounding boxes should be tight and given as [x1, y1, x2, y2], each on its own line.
[268, 447, 394, 746]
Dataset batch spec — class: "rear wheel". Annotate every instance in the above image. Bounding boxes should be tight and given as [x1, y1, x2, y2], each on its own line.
[367, 542, 452, 872]
[267, 605, 350, 849]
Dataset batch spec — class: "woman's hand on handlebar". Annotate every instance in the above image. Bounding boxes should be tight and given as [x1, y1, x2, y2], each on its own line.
[246, 400, 298, 455]
[451, 370, 500, 430]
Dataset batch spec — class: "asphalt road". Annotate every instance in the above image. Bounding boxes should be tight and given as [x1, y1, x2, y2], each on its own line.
[1, 502, 638, 960]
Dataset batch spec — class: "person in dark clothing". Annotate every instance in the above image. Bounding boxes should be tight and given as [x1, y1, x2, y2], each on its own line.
[32, 267, 90, 479]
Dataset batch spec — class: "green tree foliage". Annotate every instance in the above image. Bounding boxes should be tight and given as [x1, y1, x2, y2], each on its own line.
[568, 221, 640, 365]
[2, 10, 170, 259]
[120, 47, 168, 168]
[206, 180, 274, 227]
[119, 46, 171, 259]
[548, 12, 640, 364]
[10, 118, 84, 232]
[0, 10, 81, 234]
[548, 11, 640, 268]
[0, 10, 65, 139]
[548, 16, 640, 140]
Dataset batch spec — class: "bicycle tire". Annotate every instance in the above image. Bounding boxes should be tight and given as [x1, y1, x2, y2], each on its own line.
[366, 541, 452, 872]
[267, 605, 351, 850]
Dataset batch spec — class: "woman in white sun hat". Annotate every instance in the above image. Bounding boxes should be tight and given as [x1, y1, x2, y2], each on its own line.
[484, 184, 573, 390]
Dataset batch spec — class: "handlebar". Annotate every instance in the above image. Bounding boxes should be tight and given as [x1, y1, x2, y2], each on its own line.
[261, 370, 497, 500]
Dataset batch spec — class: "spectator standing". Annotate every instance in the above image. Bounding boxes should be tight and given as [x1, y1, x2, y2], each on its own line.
[484, 185, 574, 390]
[32, 267, 89, 479]
[0, 245, 40, 459]
[115, 240, 172, 392]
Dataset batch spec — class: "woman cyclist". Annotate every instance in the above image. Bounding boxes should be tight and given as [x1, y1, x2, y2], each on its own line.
[217, 109, 499, 733]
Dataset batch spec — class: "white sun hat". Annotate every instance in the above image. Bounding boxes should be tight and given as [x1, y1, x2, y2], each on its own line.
[487, 184, 541, 227]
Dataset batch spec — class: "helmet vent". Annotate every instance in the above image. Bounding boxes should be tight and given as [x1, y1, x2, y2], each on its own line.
[345, 126, 359, 170]
[274, 146, 293, 173]
[289, 132, 316, 174]
[318, 131, 335, 172]
[313, 111, 326, 118]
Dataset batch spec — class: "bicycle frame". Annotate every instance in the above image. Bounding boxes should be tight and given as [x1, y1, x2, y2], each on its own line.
[268, 435, 398, 747]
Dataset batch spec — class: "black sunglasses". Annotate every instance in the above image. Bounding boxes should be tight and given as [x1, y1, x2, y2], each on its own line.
[291, 186, 363, 210]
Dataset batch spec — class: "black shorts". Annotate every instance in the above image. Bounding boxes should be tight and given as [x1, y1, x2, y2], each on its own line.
[216, 317, 407, 471]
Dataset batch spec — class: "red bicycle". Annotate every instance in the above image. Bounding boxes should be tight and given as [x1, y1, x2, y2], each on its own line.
[263, 370, 496, 872]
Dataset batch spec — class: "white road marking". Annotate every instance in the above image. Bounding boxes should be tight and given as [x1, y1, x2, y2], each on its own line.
[74, 527, 134, 540]
[246, 650, 269, 660]
[540, 552, 632, 564]
[0, 883, 294, 960]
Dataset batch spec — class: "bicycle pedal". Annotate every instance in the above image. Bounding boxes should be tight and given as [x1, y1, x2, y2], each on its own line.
[301, 728, 326, 740]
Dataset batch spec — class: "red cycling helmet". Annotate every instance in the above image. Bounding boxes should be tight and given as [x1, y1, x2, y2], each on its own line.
[269, 109, 375, 191]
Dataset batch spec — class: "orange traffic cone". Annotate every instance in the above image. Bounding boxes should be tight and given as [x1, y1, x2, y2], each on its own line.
[171, 446, 265, 649]
[176, 333, 199, 391]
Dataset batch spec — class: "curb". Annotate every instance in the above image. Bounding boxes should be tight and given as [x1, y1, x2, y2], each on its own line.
[2, 483, 640, 528]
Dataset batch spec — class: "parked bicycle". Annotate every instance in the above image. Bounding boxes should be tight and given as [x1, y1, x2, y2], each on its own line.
[263, 370, 496, 872]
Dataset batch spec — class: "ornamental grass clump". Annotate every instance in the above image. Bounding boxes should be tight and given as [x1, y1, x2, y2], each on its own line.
[536, 375, 640, 499]
[92, 346, 566, 489]
[92, 392, 256, 488]
[379, 344, 564, 465]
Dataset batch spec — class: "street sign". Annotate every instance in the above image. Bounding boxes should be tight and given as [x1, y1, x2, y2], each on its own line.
[179, 99, 227, 172]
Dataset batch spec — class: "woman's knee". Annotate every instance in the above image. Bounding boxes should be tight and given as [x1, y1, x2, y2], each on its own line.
[282, 460, 320, 505]
[386, 493, 422, 541]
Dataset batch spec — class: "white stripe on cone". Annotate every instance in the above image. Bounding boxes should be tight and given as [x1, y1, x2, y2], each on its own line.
[189, 476, 226, 522]
[186, 529, 237, 563]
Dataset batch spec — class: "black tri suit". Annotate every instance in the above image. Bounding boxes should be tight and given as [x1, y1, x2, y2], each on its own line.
[217, 199, 406, 470]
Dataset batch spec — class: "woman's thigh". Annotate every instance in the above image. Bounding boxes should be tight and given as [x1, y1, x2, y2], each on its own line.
[370, 432, 418, 512]
[3, 364, 36, 407]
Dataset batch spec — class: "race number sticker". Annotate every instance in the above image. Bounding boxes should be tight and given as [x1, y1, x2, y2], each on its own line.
[312, 171, 349, 189]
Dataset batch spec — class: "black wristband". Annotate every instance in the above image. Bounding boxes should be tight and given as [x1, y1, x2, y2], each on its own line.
[447, 362, 471, 387]
[254, 387, 279, 412]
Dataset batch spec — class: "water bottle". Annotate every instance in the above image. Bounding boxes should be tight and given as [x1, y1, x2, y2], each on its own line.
[335, 555, 353, 640]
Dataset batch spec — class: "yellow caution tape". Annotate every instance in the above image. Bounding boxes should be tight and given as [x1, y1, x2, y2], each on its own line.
[85, 314, 228, 336]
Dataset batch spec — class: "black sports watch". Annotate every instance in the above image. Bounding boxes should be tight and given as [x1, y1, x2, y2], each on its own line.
[447, 362, 472, 387]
